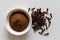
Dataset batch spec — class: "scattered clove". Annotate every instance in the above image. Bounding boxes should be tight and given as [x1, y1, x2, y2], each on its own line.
[28, 8, 30, 12]
[44, 33, 49, 36]
[31, 8, 35, 11]
[28, 8, 53, 36]
[39, 32, 43, 35]
[46, 8, 48, 14]
[50, 13, 53, 18]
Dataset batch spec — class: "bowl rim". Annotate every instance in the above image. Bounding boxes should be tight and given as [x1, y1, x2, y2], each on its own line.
[5, 8, 32, 35]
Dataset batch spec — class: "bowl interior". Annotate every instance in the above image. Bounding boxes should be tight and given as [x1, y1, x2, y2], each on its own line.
[6, 8, 32, 35]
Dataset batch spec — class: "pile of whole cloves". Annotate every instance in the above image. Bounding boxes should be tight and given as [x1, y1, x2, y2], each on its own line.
[28, 8, 53, 36]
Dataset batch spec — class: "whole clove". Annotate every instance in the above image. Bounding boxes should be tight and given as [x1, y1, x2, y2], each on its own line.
[39, 32, 43, 35]
[31, 8, 35, 11]
[28, 8, 30, 12]
[28, 8, 53, 36]
[50, 13, 53, 18]
[44, 33, 49, 36]
[39, 29, 45, 35]
[46, 8, 48, 14]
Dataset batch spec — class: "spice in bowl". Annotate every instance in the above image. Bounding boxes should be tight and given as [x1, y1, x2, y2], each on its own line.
[9, 11, 29, 32]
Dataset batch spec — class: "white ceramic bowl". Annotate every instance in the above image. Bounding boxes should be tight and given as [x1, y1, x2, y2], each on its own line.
[5, 8, 32, 36]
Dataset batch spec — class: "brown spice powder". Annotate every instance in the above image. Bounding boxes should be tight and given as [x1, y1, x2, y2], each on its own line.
[9, 11, 29, 32]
